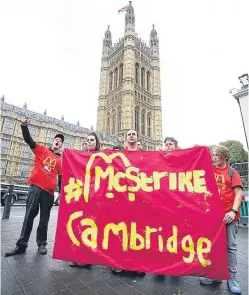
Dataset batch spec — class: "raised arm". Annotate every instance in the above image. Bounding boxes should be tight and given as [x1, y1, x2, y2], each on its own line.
[21, 119, 36, 149]
[58, 175, 62, 193]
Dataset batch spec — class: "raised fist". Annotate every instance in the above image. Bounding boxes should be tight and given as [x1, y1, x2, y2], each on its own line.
[21, 118, 31, 126]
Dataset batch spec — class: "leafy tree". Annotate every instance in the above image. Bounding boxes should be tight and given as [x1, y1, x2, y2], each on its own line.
[219, 140, 248, 165]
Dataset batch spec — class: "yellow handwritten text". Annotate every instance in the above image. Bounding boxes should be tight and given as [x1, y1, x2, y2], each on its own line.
[64, 152, 209, 203]
[67, 211, 212, 267]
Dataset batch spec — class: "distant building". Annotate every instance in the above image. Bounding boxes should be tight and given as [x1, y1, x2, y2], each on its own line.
[96, 1, 163, 150]
[0, 97, 118, 184]
[1, 1, 165, 184]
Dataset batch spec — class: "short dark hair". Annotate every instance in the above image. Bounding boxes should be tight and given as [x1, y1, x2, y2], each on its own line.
[87, 132, 101, 151]
[164, 137, 178, 147]
[126, 129, 138, 138]
[54, 134, 64, 143]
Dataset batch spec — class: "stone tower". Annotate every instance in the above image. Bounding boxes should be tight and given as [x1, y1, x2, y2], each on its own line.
[96, 1, 163, 150]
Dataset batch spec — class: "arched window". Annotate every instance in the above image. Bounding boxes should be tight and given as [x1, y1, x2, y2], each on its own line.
[141, 109, 145, 135]
[119, 64, 123, 84]
[135, 107, 140, 134]
[146, 71, 150, 92]
[141, 68, 145, 88]
[135, 63, 139, 85]
[109, 72, 113, 92]
[107, 114, 110, 135]
[112, 111, 116, 134]
[147, 113, 151, 137]
[118, 108, 122, 132]
[114, 68, 118, 88]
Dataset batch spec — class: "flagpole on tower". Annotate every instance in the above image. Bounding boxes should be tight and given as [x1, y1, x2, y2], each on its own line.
[118, 3, 128, 14]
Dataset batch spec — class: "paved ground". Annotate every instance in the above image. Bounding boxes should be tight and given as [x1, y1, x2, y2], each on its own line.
[1, 207, 248, 295]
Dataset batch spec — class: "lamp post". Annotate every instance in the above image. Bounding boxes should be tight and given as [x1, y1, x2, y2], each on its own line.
[230, 74, 248, 150]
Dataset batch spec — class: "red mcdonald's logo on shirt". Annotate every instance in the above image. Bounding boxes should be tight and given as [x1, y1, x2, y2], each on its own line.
[43, 157, 56, 170]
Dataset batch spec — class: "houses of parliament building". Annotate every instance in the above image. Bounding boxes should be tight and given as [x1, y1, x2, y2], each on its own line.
[0, 1, 163, 185]
[96, 1, 163, 148]
[0, 97, 118, 184]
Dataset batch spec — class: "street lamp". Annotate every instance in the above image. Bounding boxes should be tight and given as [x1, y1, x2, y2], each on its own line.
[239, 74, 249, 88]
[230, 74, 248, 150]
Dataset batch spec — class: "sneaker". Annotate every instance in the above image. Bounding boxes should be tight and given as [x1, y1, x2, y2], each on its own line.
[128, 270, 146, 276]
[38, 244, 47, 255]
[112, 268, 123, 273]
[238, 223, 248, 229]
[199, 277, 222, 285]
[136, 272, 146, 276]
[69, 262, 90, 267]
[4, 246, 26, 257]
[227, 278, 241, 294]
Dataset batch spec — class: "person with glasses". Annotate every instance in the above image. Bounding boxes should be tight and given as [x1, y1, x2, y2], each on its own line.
[164, 137, 179, 151]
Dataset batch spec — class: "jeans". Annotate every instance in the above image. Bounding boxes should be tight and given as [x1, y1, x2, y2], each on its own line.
[226, 221, 239, 279]
[16, 185, 54, 247]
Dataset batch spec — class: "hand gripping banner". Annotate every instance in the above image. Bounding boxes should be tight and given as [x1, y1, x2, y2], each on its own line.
[53, 146, 229, 279]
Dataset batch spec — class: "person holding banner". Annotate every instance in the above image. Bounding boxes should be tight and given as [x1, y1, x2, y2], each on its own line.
[124, 129, 140, 151]
[5, 118, 64, 257]
[69, 132, 101, 267]
[82, 138, 88, 152]
[86, 132, 101, 152]
[137, 140, 143, 150]
[164, 137, 180, 151]
[200, 145, 242, 294]
[112, 129, 145, 276]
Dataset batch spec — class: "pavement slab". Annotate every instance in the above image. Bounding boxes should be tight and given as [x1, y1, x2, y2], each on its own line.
[1, 207, 248, 295]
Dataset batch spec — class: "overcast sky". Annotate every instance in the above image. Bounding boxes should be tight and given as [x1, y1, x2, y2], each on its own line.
[0, 0, 248, 148]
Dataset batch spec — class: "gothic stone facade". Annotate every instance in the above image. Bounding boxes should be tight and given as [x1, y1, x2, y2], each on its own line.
[0, 99, 118, 185]
[97, 1, 163, 150]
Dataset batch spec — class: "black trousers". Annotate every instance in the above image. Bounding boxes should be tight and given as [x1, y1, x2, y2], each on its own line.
[16, 185, 54, 248]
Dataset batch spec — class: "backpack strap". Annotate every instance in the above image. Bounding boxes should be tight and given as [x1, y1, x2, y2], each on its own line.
[228, 167, 236, 191]
[228, 166, 235, 180]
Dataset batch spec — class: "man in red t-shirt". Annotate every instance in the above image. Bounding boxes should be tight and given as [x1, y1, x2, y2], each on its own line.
[200, 145, 243, 294]
[124, 128, 139, 151]
[5, 119, 64, 257]
[112, 129, 146, 276]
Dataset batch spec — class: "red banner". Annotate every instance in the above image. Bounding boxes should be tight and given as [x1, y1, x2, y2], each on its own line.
[53, 146, 229, 279]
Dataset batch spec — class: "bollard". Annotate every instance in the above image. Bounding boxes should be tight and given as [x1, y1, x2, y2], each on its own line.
[2, 185, 14, 219]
